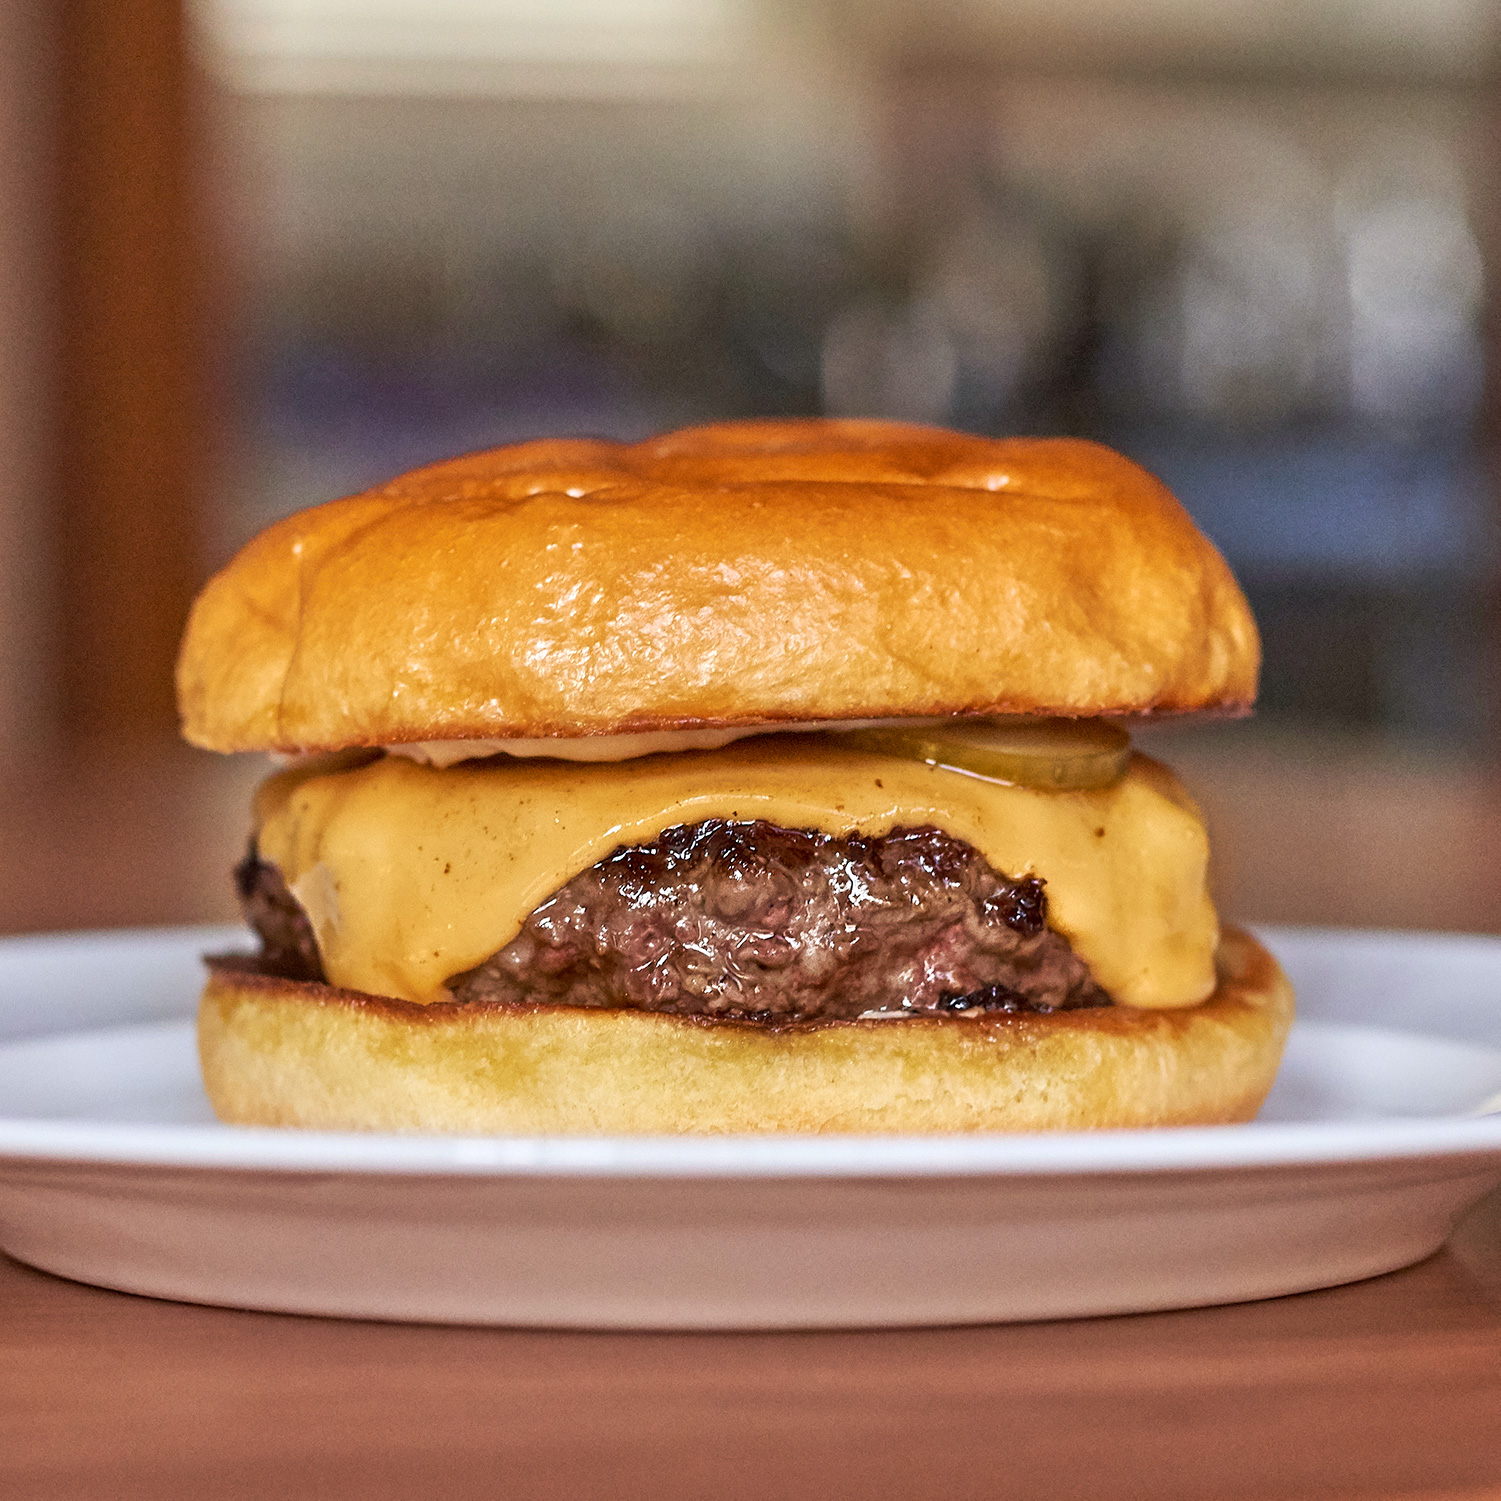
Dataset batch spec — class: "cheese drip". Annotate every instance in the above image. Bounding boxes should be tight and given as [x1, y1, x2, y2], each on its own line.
[253, 738, 1218, 1010]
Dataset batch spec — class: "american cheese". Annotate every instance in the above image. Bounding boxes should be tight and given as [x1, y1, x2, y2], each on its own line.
[253, 738, 1218, 1010]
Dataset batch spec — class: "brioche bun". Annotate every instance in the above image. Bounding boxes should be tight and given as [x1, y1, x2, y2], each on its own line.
[198, 929, 1291, 1135]
[177, 419, 1259, 755]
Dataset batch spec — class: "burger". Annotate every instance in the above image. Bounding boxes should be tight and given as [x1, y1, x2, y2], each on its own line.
[177, 417, 1292, 1134]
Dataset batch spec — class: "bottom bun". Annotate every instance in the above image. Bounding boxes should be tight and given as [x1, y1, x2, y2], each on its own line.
[198, 928, 1293, 1134]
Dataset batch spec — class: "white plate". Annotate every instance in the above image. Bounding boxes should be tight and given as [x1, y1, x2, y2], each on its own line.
[1, 925, 1500, 1328]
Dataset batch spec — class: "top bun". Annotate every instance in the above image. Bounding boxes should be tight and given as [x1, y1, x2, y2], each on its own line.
[177, 419, 1259, 753]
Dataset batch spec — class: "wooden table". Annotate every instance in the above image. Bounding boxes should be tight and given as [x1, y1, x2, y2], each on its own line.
[3, 1188, 1500, 1500]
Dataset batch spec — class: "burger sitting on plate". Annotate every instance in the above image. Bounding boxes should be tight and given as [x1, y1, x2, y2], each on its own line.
[177, 418, 1292, 1134]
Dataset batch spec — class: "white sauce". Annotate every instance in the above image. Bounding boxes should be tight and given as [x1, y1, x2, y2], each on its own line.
[381, 719, 953, 766]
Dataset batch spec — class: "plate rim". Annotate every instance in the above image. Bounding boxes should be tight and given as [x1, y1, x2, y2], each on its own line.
[2, 1114, 1501, 1178]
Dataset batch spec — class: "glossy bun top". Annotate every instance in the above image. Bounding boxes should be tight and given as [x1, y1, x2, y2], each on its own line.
[177, 418, 1259, 753]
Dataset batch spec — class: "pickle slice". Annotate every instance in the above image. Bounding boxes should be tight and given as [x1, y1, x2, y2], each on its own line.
[841, 717, 1131, 791]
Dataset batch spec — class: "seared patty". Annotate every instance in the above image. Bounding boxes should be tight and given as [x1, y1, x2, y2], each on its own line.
[237, 820, 1110, 1022]
[235, 846, 323, 982]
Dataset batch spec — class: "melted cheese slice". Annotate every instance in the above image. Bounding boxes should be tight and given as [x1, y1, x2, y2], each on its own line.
[253, 738, 1218, 1010]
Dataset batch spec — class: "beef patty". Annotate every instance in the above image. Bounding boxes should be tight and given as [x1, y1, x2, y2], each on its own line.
[236, 820, 1111, 1023]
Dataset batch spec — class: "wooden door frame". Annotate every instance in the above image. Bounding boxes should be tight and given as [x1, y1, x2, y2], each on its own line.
[54, 0, 209, 747]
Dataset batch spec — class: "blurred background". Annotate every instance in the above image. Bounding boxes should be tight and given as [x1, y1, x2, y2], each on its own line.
[3, 0, 1500, 937]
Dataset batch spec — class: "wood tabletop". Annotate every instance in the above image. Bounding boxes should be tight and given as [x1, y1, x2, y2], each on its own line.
[3, 1187, 1500, 1501]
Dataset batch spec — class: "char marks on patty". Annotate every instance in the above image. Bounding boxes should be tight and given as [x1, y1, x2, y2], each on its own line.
[237, 820, 1111, 1022]
[235, 846, 323, 983]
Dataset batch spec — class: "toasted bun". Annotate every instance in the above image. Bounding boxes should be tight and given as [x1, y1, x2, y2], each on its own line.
[177, 419, 1259, 754]
[197, 928, 1291, 1134]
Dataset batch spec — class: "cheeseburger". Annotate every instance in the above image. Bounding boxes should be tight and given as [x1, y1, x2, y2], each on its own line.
[178, 418, 1292, 1133]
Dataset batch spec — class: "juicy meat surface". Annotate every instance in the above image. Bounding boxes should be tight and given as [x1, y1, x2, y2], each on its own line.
[235, 845, 325, 984]
[452, 820, 1109, 1019]
[237, 820, 1112, 1022]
